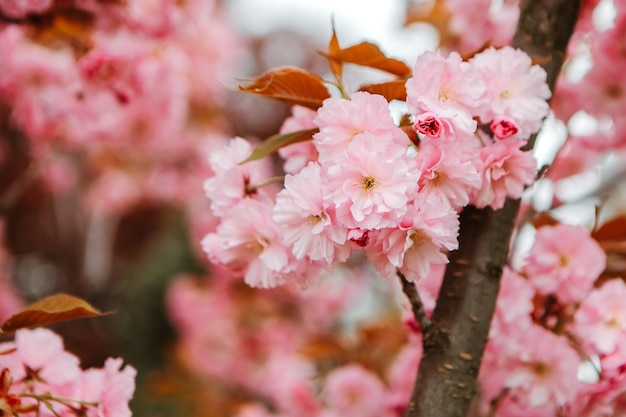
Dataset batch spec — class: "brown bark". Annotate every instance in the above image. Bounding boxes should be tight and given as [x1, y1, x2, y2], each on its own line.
[404, 1, 581, 416]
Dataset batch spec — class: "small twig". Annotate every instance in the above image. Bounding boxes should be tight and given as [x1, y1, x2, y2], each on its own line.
[398, 270, 434, 334]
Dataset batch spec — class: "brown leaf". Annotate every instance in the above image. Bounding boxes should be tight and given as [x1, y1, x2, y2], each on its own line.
[322, 42, 411, 77]
[238, 67, 330, 110]
[594, 216, 626, 242]
[327, 23, 342, 80]
[359, 79, 407, 102]
[1, 294, 113, 334]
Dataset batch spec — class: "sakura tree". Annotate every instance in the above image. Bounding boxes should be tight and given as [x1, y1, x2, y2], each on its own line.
[193, 0, 626, 416]
[2, 0, 626, 417]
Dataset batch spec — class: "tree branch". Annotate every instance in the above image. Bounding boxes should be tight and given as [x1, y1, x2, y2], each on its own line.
[397, 271, 436, 338]
[404, 1, 581, 416]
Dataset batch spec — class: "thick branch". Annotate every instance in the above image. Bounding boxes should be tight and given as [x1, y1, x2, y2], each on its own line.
[405, 1, 581, 416]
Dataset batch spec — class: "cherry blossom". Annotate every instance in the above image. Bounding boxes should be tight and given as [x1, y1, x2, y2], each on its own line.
[472, 46, 551, 139]
[313, 92, 407, 162]
[523, 224, 606, 303]
[572, 279, 626, 355]
[472, 138, 537, 209]
[273, 162, 349, 264]
[406, 50, 488, 138]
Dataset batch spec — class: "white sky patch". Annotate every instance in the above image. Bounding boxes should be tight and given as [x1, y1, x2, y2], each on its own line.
[593, 0, 617, 31]
[226, 1, 437, 63]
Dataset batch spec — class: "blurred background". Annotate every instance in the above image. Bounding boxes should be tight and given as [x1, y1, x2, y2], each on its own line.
[0, 1, 437, 416]
[1, 0, 623, 416]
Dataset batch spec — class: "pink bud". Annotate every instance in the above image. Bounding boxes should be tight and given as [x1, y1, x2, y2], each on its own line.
[490, 116, 519, 139]
[414, 113, 442, 139]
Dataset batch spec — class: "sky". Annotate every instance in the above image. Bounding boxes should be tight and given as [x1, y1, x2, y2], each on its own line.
[225, 0, 438, 63]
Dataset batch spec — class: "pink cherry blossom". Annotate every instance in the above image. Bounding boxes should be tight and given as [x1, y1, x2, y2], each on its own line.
[313, 92, 405, 162]
[273, 162, 349, 264]
[202, 198, 294, 288]
[481, 324, 580, 409]
[491, 115, 520, 140]
[387, 337, 422, 414]
[323, 364, 389, 417]
[413, 112, 443, 139]
[326, 132, 419, 231]
[96, 358, 137, 417]
[204, 137, 276, 217]
[523, 224, 606, 303]
[3, 328, 82, 389]
[572, 279, 626, 355]
[406, 50, 488, 138]
[445, 0, 520, 54]
[472, 46, 551, 139]
[367, 195, 459, 281]
[472, 138, 536, 210]
[490, 267, 535, 339]
[415, 139, 482, 208]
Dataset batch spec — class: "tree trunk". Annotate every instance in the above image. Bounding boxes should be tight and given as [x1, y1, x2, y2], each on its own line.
[405, 1, 581, 416]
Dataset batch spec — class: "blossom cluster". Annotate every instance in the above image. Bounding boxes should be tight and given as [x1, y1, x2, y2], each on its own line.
[0, 328, 135, 417]
[477, 223, 626, 416]
[166, 268, 424, 417]
[202, 46, 549, 288]
[0, 0, 242, 216]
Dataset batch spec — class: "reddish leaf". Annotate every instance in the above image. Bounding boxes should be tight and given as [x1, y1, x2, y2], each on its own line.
[593, 216, 626, 242]
[238, 67, 330, 110]
[359, 80, 407, 102]
[0, 294, 113, 334]
[327, 23, 342, 80]
[323, 42, 411, 77]
[241, 128, 318, 164]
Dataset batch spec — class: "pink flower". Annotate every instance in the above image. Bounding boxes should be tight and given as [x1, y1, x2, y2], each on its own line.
[387, 339, 422, 413]
[97, 358, 137, 417]
[472, 46, 551, 139]
[523, 224, 606, 303]
[326, 132, 419, 230]
[273, 162, 349, 264]
[204, 137, 276, 217]
[505, 327, 580, 407]
[481, 325, 580, 408]
[491, 115, 520, 140]
[472, 138, 536, 210]
[323, 365, 388, 417]
[313, 92, 405, 162]
[202, 198, 294, 288]
[416, 140, 482, 208]
[572, 279, 626, 355]
[490, 267, 535, 339]
[367, 195, 459, 281]
[0, 0, 52, 19]
[406, 51, 488, 138]
[278, 105, 319, 174]
[0, 328, 82, 389]
[259, 356, 320, 417]
[413, 112, 443, 139]
[445, 0, 519, 54]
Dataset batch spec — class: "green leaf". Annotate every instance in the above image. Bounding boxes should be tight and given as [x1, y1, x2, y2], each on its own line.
[240, 128, 318, 164]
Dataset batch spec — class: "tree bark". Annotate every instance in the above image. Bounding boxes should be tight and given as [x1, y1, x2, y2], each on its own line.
[404, 1, 581, 416]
